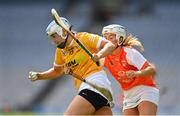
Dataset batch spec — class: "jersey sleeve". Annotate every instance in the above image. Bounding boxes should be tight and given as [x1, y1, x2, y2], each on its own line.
[124, 47, 147, 70]
[76, 32, 103, 51]
[54, 48, 65, 67]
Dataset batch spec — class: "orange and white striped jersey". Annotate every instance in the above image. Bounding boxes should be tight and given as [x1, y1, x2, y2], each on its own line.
[54, 32, 103, 88]
[104, 46, 157, 90]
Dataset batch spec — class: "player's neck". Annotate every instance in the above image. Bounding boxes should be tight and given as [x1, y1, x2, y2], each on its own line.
[66, 36, 73, 46]
[112, 47, 121, 55]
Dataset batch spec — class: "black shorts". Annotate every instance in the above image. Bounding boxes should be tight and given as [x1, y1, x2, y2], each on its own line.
[78, 89, 110, 110]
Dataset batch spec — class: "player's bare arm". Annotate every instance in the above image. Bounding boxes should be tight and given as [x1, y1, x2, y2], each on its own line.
[125, 64, 156, 79]
[135, 63, 156, 77]
[29, 66, 64, 81]
[92, 39, 116, 62]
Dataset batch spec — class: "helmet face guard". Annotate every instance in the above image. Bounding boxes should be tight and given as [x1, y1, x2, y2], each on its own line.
[46, 17, 71, 40]
[56, 26, 72, 49]
[102, 24, 126, 46]
[46, 17, 72, 48]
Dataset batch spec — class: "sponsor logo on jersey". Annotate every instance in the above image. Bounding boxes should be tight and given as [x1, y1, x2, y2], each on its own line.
[65, 55, 86, 68]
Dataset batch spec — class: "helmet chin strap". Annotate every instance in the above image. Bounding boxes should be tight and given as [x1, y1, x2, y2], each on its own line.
[56, 37, 68, 49]
[116, 45, 120, 48]
[57, 26, 73, 49]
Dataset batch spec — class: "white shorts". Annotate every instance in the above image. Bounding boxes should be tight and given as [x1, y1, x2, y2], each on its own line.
[123, 85, 159, 111]
[78, 71, 113, 101]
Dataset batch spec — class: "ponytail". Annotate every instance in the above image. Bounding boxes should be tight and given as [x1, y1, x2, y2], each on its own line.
[122, 34, 144, 52]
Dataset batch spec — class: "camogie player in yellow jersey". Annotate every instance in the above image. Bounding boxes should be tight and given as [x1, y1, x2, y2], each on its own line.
[28, 17, 116, 115]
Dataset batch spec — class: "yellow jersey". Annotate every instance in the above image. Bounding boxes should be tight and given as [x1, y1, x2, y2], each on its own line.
[54, 32, 104, 88]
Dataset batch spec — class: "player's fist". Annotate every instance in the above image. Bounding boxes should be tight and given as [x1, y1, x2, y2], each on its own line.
[29, 71, 39, 81]
[92, 53, 100, 62]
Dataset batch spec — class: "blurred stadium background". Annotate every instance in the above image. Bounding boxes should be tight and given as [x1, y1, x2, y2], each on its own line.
[0, 0, 180, 115]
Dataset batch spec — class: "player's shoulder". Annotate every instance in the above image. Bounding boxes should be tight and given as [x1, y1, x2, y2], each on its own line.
[56, 47, 62, 51]
[55, 47, 63, 54]
[76, 32, 88, 37]
[76, 32, 98, 38]
[124, 46, 139, 53]
[123, 46, 143, 60]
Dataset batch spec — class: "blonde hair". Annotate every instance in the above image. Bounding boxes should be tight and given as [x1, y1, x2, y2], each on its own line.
[122, 34, 144, 52]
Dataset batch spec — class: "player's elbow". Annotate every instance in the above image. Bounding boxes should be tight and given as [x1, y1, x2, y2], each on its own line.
[53, 66, 64, 77]
[149, 63, 157, 76]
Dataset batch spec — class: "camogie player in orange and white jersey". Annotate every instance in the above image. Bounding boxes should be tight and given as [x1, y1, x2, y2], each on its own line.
[28, 17, 116, 115]
[99, 24, 159, 115]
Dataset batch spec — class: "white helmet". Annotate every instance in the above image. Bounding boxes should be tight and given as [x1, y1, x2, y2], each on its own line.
[102, 24, 126, 45]
[46, 17, 71, 39]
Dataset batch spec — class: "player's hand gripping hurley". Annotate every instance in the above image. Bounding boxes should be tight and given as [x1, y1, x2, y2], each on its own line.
[51, 8, 100, 66]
